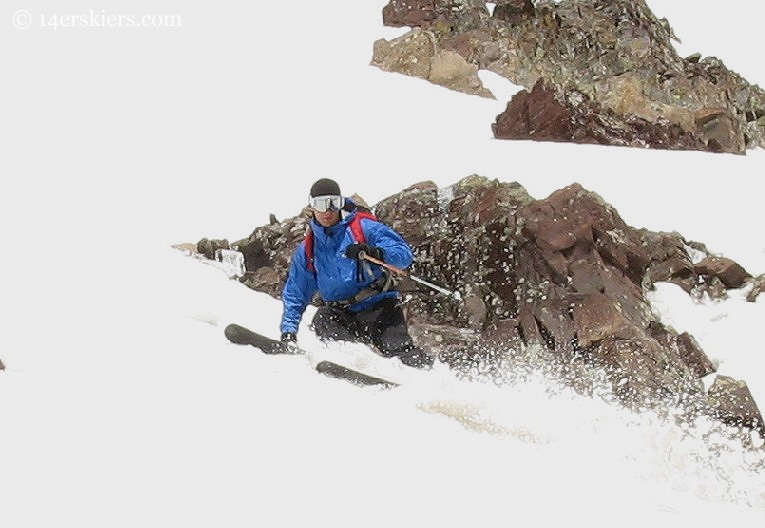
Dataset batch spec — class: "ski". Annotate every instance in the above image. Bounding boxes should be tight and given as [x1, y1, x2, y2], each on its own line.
[314, 361, 397, 387]
[224, 323, 298, 355]
[223, 323, 398, 387]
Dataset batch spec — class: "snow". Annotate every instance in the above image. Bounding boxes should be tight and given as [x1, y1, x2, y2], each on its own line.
[2, 0, 764, 526]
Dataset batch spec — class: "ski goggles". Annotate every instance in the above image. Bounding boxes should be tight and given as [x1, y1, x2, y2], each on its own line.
[309, 194, 344, 212]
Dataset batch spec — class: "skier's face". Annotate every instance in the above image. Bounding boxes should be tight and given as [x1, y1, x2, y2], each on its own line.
[312, 208, 341, 227]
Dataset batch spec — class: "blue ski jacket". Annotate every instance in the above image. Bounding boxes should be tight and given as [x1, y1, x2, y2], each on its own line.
[279, 211, 414, 335]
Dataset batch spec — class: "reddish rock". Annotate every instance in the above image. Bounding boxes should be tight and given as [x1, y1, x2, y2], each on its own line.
[492, 80, 575, 143]
[640, 230, 698, 292]
[694, 256, 750, 288]
[676, 332, 716, 378]
[707, 376, 765, 435]
[382, 0, 488, 29]
[573, 293, 636, 348]
[492, 79, 708, 151]
[382, 0, 438, 28]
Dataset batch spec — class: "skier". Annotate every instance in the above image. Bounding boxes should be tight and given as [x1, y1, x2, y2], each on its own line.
[279, 178, 432, 368]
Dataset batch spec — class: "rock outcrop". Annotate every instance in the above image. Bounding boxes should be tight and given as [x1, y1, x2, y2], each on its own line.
[748, 274, 765, 303]
[193, 176, 763, 435]
[372, 30, 494, 98]
[372, 0, 765, 153]
[492, 78, 707, 150]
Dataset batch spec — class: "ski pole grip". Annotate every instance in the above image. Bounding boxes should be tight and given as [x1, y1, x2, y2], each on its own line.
[361, 253, 409, 277]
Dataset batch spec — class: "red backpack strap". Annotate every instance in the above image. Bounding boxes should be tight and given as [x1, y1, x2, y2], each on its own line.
[304, 230, 315, 272]
[305, 210, 378, 273]
[350, 211, 377, 244]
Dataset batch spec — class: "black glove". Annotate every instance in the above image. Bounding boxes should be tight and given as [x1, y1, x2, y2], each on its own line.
[345, 243, 383, 261]
[280, 332, 297, 343]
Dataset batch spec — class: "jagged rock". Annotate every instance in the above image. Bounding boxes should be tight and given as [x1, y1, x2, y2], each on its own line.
[430, 50, 494, 97]
[636, 232, 747, 300]
[694, 275, 729, 301]
[0, 358, 5, 371]
[193, 176, 759, 431]
[383, 0, 489, 30]
[372, 29, 433, 80]
[747, 274, 765, 302]
[196, 238, 230, 260]
[492, 78, 708, 150]
[491, 79, 573, 142]
[707, 376, 765, 435]
[676, 332, 716, 378]
[648, 321, 717, 384]
[372, 29, 494, 98]
[234, 215, 310, 298]
[382, 0, 440, 28]
[572, 293, 640, 348]
[376, 0, 765, 152]
[639, 230, 698, 292]
[694, 256, 750, 289]
[493, 1, 535, 23]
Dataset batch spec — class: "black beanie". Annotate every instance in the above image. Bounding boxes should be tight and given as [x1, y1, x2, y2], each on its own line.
[310, 178, 341, 197]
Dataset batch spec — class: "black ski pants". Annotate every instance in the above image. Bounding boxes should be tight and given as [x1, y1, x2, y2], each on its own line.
[310, 298, 432, 368]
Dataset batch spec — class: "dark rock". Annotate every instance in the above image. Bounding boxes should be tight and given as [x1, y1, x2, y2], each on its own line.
[572, 293, 639, 348]
[234, 214, 310, 298]
[382, 0, 439, 28]
[694, 275, 729, 301]
[676, 332, 716, 378]
[493, 1, 535, 23]
[636, 232, 746, 300]
[196, 238, 230, 260]
[491, 79, 574, 142]
[0, 358, 5, 371]
[694, 256, 750, 289]
[639, 230, 698, 292]
[707, 376, 765, 435]
[382, 0, 488, 30]
[596, 337, 681, 404]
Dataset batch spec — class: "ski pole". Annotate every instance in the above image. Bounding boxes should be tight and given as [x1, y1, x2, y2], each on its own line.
[360, 252, 461, 301]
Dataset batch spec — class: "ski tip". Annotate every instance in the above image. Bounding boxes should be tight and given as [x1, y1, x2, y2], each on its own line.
[224, 323, 251, 345]
[223, 324, 297, 355]
[315, 361, 398, 388]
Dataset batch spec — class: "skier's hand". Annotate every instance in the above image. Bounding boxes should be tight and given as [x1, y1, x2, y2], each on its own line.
[345, 244, 383, 261]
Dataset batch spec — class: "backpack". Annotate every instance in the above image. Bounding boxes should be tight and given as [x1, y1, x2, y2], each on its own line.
[305, 211, 378, 273]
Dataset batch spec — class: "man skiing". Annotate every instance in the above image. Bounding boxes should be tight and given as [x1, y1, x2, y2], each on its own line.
[279, 178, 432, 368]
